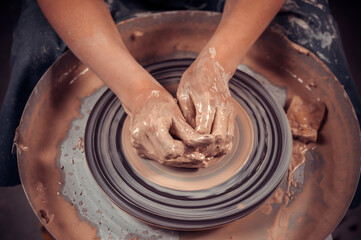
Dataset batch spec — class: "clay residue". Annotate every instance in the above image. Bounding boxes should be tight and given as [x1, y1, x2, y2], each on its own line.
[260, 204, 272, 215]
[13, 127, 29, 156]
[289, 141, 308, 176]
[259, 139, 308, 220]
[287, 96, 326, 143]
[129, 30, 144, 42]
[266, 95, 326, 238]
[286, 140, 308, 198]
[73, 137, 85, 153]
[39, 209, 55, 224]
[265, 142, 314, 239]
[17, 55, 103, 240]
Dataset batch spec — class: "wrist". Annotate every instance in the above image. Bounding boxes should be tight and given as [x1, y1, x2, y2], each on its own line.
[200, 41, 243, 76]
[89, 48, 165, 114]
[114, 75, 167, 115]
[196, 45, 238, 82]
[202, 0, 286, 74]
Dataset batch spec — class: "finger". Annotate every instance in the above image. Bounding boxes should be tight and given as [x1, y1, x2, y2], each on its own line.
[131, 134, 160, 161]
[192, 93, 216, 134]
[171, 114, 215, 147]
[163, 145, 207, 167]
[184, 151, 206, 162]
[130, 124, 149, 157]
[212, 107, 229, 144]
[223, 141, 233, 156]
[163, 156, 206, 168]
[196, 144, 219, 159]
[146, 118, 185, 160]
[227, 112, 236, 143]
[212, 108, 235, 156]
[164, 145, 206, 168]
[130, 118, 170, 162]
[177, 91, 196, 128]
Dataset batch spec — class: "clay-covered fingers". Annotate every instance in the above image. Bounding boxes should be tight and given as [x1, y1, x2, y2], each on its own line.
[212, 107, 228, 142]
[162, 156, 206, 168]
[177, 91, 196, 128]
[162, 144, 207, 168]
[129, 85, 223, 167]
[211, 106, 235, 154]
[131, 116, 186, 162]
[227, 111, 236, 142]
[178, 89, 216, 135]
[191, 92, 216, 134]
[171, 113, 215, 148]
[130, 132, 158, 161]
[146, 117, 185, 160]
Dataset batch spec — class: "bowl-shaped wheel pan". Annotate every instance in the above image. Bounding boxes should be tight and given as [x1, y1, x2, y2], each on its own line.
[16, 11, 361, 240]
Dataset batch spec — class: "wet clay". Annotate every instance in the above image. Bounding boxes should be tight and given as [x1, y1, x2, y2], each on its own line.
[123, 96, 253, 191]
[287, 95, 326, 143]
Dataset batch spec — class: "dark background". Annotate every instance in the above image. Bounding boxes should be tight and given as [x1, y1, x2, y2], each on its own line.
[0, 0, 360, 239]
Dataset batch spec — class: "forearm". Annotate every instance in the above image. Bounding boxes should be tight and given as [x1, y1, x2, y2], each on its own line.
[204, 0, 286, 73]
[37, 0, 162, 113]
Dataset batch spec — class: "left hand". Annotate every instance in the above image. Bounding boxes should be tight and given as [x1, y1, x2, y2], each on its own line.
[177, 48, 236, 158]
[129, 87, 215, 167]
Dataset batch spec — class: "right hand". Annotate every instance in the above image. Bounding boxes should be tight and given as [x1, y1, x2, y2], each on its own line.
[129, 88, 214, 167]
[177, 49, 236, 159]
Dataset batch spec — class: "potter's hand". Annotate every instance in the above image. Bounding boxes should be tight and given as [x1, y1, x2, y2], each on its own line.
[177, 49, 235, 157]
[130, 89, 214, 166]
[37, 0, 285, 165]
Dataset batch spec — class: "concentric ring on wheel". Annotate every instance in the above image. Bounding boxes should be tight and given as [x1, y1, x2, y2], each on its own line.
[84, 59, 292, 230]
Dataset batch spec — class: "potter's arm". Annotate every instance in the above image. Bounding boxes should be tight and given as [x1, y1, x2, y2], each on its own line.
[176, 0, 286, 156]
[206, 0, 286, 73]
[37, 0, 214, 164]
[37, 0, 158, 113]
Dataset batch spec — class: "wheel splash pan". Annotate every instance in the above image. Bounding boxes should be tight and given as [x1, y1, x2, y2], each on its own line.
[15, 11, 361, 240]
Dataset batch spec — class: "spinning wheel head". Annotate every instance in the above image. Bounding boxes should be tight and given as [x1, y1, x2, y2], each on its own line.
[85, 59, 292, 230]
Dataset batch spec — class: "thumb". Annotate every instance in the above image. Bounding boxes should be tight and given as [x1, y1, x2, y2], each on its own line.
[171, 115, 214, 147]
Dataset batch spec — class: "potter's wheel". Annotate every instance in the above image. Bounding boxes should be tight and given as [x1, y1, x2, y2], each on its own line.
[84, 59, 291, 230]
[16, 11, 361, 240]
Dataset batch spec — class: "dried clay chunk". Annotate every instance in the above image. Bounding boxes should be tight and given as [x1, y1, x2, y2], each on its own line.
[286, 96, 326, 143]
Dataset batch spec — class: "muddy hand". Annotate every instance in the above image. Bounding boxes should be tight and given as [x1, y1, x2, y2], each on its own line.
[177, 48, 236, 157]
[130, 88, 214, 166]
